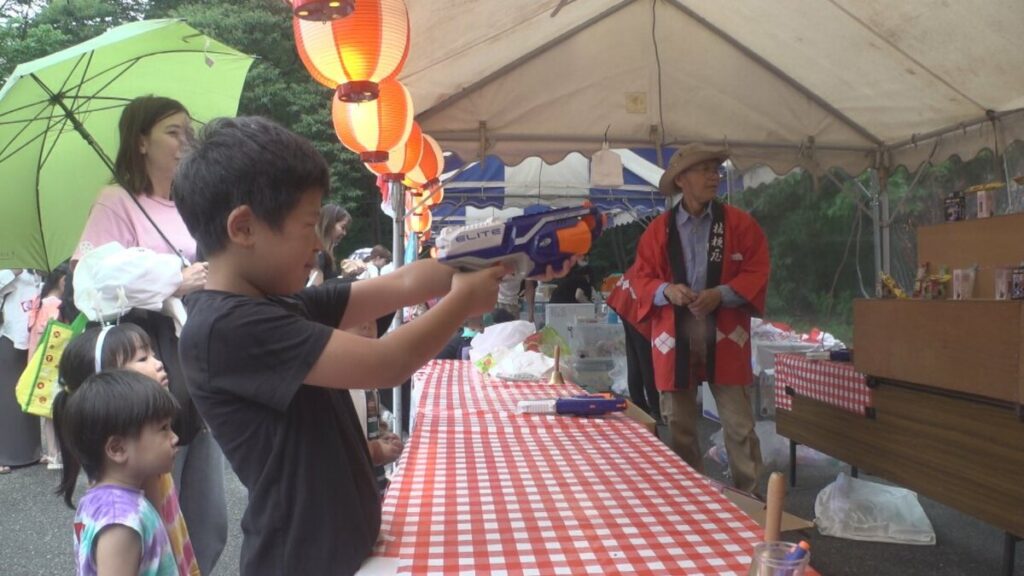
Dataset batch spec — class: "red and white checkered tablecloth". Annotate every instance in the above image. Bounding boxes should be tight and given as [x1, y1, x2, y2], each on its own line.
[374, 360, 764, 575]
[774, 353, 872, 416]
[414, 360, 583, 415]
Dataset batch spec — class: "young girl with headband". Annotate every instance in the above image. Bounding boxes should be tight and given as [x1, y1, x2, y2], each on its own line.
[55, 325, 199, 576]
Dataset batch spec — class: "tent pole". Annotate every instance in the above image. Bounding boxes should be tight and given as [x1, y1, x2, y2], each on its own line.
[390, 178, 406, 437]
[878, 165, 892, 277]
[869, 172, 883, 295]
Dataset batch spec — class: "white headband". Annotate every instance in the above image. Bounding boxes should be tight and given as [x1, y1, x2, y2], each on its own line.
[94, 325, 114, 373]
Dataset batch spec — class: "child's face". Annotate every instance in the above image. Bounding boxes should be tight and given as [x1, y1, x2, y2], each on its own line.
[123, 346, 168, 389]
[125, 417, 178, 478]
[252, 189, 325, 295]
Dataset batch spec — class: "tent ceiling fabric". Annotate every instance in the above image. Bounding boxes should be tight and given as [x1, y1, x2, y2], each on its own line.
[401, 0, 1024, 175]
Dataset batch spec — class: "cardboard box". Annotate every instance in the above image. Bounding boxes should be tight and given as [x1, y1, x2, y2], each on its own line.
[720, 485, 815, 533]
[623, 399, 657, 435]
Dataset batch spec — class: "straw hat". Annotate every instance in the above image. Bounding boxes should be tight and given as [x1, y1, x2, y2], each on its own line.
[657, 143, 729, 196]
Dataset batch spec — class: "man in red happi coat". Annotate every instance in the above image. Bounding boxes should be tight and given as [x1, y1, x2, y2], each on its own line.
[608, 144, 770, 492]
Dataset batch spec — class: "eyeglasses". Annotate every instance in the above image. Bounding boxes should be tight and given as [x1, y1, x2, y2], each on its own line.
[686, 161, 726, 178]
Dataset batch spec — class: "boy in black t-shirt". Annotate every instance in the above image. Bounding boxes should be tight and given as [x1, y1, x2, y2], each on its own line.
[172, 117, 509, 575]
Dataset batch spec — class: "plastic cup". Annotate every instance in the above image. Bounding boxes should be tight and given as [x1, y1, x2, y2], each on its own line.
[746, 541, 810, 576]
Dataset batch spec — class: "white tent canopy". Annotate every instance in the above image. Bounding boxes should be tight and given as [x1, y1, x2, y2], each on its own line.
[400, 0, 1024, 175]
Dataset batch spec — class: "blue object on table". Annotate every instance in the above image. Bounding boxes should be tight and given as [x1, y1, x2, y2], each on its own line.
[555, 394, 626, 416]
[776, 541, 810, 576]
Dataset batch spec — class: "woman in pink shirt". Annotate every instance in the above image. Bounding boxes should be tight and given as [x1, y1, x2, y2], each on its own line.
[71, 96, 226, 575]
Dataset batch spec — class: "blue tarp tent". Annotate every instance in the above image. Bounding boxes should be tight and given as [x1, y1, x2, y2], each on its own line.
[430, 148, 744, 231]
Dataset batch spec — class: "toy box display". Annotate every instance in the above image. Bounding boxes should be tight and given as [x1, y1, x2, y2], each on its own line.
[943, 191, 965, 222]
[1012, 267, 1024, 300]
[994, 268, 1011, 300]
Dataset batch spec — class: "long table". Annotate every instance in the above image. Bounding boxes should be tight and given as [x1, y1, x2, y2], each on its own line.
[775, 353, 1024, 575]
[362, 360, 765, 575]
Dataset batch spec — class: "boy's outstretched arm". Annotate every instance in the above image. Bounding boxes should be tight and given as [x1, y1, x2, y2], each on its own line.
[305, 265, 507, 391]
[338, 259, 455, 330]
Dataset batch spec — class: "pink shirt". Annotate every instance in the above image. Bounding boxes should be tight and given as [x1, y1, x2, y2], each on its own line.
[26, 295, 61, 356]
[75, 186, 196, 263]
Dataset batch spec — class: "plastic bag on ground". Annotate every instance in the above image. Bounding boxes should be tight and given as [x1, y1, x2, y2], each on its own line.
[814, 472, 936, 545]
[706, 421, 838, 472]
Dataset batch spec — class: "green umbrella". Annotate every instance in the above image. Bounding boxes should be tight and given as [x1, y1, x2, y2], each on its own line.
[0, 19, 255, 270]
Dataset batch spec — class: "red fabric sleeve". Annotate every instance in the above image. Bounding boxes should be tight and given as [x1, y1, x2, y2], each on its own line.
[724, 208, 769, 316]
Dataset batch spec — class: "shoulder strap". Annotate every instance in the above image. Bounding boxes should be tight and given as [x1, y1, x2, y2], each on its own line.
[125, 189, 189, 266]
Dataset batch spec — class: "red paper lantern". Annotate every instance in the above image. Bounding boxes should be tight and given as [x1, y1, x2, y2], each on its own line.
[407, 208, 432, 233]
[293, 0, 409, 102]
[366, 122, 423, 179]
[332, 79, 414, 163]
[291, 0, 354, 20]
[403, 133, 443, 189]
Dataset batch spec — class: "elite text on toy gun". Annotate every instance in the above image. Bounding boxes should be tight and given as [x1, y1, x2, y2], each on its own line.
[436, 205, 607, 279]
[516, 393, 627, 416]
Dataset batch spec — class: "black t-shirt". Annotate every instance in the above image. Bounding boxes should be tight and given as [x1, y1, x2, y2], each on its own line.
[316, 251, 339, 281]
[179, 283, 380, 576]
[550, 265, 595, 304]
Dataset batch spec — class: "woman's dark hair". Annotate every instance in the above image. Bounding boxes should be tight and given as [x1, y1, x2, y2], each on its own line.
[114, 96, 189, 196]
[52, 370, 178, 508]
[173, 116, 331, 257]
[316, 204, 352, 268]
[366, 244, 392, 263]
[39, 261, 69, 299]
[59, 324, 153, 393]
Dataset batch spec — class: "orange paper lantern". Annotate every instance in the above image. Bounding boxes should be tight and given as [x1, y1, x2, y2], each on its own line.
[293, 0, 409, 102]
[412, 185, 443, 208]
[407, 208, 432, 234]
[332, 79, 414, 163]
[291, 0, 354, 20]
[403, 133, 443, 189]
[366, 121, 423, 179]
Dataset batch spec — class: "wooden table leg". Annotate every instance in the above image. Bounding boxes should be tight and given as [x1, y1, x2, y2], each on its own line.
[1003, 532, 1019, 576]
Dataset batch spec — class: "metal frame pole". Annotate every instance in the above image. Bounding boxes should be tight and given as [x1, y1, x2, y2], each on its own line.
[390, 179, 405, 437]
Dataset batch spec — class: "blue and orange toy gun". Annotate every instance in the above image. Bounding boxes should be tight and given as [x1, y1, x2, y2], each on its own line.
[516, 393, 627, 416]
[436, 204, 607, 278]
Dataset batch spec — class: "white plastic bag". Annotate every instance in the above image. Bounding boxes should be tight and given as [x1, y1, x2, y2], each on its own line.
[74, 241, 183, 322]
[814, 473, 936, 545]
[492, 344, 555, 381]
[468, 320, 536, 363]
[706, 421, 838, 472]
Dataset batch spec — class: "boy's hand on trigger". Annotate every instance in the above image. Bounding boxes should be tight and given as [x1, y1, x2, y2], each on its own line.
[450, 264, 508, 316]
[528, 255, 579, 282]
